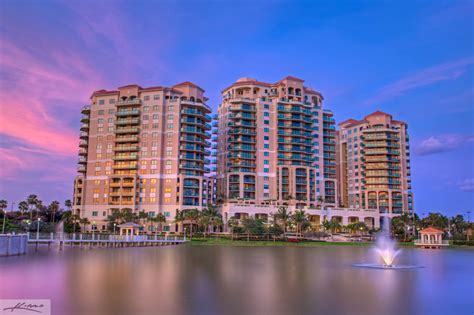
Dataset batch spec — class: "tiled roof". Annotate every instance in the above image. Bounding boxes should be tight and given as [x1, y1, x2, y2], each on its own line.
[420, 227, 444, 234]
[173, 81, 205, 92]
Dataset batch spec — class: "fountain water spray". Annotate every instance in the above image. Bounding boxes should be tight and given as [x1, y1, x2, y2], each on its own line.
[353, 215, 422, 270]
[374, 216, 401, 267]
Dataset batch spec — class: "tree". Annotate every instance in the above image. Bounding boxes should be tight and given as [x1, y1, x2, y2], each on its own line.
[79, 217, 90, 232]
[291, 209, 309, 236]
[322, 218, 341, 234]
[64, 200, 72, 212]
[138, 210, 148, 229]
[27, 194, 39, 220]
[275, 206, 291, 232]
[183, 209, 200, 240]
[49, 201, 60, 224]
[420, 212, 448, 230]
[155, 213, 167, 233]
[241, 217, 265, 242]
[0, 200, 7, 213]
[227, 216, 239, 240]
[174, 209, 184, 233]
[18, 201, 28, 214]
[200, 206, 222, 237]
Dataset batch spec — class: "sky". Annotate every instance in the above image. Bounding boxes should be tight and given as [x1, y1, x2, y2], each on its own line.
[0, 0, 472, 217]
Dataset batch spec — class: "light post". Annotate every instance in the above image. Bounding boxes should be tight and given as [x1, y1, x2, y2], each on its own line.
[92, 221, 96, 240]
[113, 223, 117, 235]
[36, 217, 41, 240]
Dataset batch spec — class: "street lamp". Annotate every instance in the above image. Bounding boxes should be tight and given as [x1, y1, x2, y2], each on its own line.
[36, 217, 41, 240]
[92, 221, 96, 240]
[113, 223, 117, 235]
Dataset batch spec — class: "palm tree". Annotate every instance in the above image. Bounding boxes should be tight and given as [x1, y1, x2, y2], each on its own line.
[64, 200, 72, 212]
[18, 201, 28, 214]
[0, 200, 7, 212]
[155, 213, 167, 233]
[174, 209, 184, 233]
[291, 209, 308, 237]
[49, 200, 60, 224]
[27, 194, 39, 220]
[79, 217, 90, 232]
[323, 218, 341, 234]
[200, 206, 221, 236]
[137, 210, 148, 232]
[227, 216, 239, 240]
[275, 206, 291, 232]
[183, 209, 200, 240]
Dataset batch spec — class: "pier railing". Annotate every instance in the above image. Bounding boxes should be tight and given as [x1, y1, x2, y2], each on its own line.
[27, 232, 186, 243]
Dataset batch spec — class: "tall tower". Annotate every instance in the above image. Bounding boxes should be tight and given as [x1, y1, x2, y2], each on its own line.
[72, 82, 212, 231]
[337, 111, 413, 216]
[216, 76, 332, 209]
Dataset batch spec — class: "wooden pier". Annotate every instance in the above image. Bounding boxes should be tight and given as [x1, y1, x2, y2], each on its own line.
[27, 232, 186, 250]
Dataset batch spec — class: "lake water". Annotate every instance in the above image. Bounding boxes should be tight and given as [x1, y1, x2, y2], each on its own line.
[0, 244, 473, 315]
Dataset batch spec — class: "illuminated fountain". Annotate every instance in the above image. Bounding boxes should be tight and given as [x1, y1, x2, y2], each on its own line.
[353, 216, 421, 270]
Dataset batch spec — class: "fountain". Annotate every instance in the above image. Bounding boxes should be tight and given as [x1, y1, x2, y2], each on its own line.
[353, 216, 422, 270]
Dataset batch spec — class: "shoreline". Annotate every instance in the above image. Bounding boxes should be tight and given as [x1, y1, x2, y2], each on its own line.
[188, 238, 417, 247]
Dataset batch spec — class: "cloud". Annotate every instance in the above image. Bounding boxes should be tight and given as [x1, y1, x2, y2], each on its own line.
[415, 134, 474, 156]
[364, 56, 474, 105]
[458, 179, 474, 192]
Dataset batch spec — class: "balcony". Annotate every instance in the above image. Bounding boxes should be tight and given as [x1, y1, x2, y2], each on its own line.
[79, 131, 88, 139]
[78, 156, 87, 164]
[78, 148, 88, 156]
[115, 127, 140, 134]
[80, 124, 89, 131]
[81, 105, 91, 114]
[79, 139, 88, 147]
[113, 145, 139, 152]
[116, 110, 140, 117]
[113, 155, 138, 161]
[115, 136, 139, 143]
[115, 118, 140, 125]
[77, 165, 86, 173]
[116, 99, 142, 106]
[112, 164, 138, 170]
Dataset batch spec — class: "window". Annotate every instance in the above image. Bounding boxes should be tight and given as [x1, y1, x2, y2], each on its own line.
[144, 106, 149, 112]
[264, 112, 269, 117]
[264, 160, 269, 165]
[264, 152, 269, 156]
[109, 99, 115, 104]
[108, 109, 114, 115]
[98, 100, 104, 105]
[264, 144, 269, 149]
[264, 120, 269, 125]
[264, 136, 269, 140]
[144, 96, 150, 101]
[264, 104, 269, 109]
[154, 95, 160, 100]
[264, 128, 269, 133]
[164, 211, 171, 217]
[167, 124, 173, 129]
[92, 211, 98, 216]
[264, 168, 269, 173]
[98, 110, 104, 115]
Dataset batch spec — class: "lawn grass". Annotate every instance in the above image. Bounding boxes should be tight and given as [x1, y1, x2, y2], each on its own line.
[188, 237, 416, 247]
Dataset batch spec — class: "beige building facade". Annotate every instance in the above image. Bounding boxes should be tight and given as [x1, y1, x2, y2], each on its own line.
[215, 76, 335, 208]
[337, 111, 414, 216]
[73, 82, 212, 231]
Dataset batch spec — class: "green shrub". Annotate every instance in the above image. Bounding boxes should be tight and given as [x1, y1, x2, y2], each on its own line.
[452, 240, 474, 246]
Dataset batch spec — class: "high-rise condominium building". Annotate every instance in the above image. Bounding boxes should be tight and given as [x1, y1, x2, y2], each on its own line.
[216, 76, 337, 210]
[337, 111, 413, 216]
[72, 82, 212, 231]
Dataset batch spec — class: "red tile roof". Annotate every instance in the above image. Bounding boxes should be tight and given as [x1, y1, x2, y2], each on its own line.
[364, 110, 392, 119]
[280, 75, 305, 82]
[173, 81, 205, 92]
[420, 227, 444, 234]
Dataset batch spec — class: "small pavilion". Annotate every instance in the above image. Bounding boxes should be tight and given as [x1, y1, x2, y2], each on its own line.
[118, 222, 141, 236]
[416, 227, 449, 249]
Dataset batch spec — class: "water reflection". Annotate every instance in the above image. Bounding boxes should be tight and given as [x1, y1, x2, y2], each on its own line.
[0, 245, 473, 315]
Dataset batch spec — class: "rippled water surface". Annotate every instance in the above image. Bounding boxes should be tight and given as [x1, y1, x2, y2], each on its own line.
[1, 245, 473, 315]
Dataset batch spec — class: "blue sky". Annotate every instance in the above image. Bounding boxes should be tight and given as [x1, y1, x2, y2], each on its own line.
[0, 0, 472, 217]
